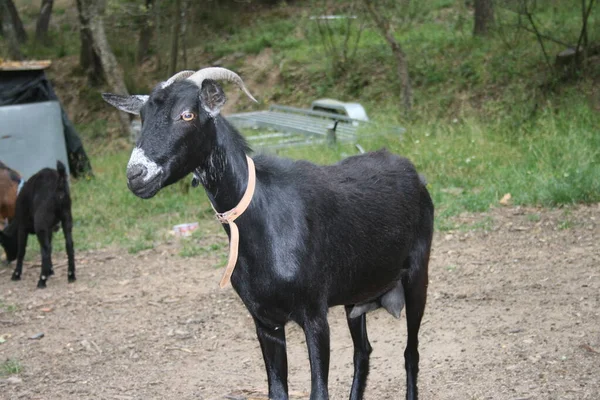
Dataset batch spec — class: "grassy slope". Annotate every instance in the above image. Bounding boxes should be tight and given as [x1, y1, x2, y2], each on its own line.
[5, 0, 599, 254]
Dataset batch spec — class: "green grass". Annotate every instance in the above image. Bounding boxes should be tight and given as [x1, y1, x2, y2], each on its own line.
[0, 359, 22, 376]
[526, 213, 541, 222]
[68, 152, 215, 252]
[270, 95, 599, 230]
[557, 209, 577, 230]
[180, 239, 225, 259]
[56, 86, 596, 251]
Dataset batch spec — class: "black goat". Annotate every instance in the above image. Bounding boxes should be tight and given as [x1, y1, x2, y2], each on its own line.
[0, 161, 75, 288]
[102, 67, 434, 400]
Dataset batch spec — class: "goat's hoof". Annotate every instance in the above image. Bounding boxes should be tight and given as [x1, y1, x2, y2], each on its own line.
[11, 274, 21, 281]
[68, 276, 76, 283]
[37, 280, 47, 289]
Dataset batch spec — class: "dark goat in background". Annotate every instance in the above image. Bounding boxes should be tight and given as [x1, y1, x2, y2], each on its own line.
[103, 67, 434, 400]
[0, 161, 23, 231]
[0, 161, 76, 288]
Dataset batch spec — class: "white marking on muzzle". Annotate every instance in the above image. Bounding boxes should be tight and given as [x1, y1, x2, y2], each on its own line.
[128, 147, 163, 182]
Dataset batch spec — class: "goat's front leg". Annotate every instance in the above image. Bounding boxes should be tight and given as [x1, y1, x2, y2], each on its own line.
[61, 212, 76, 282]
[254, 317, 289, 400]
[11, 227, 28, 281]
[300, 309, 331, 400]
[36, 229, 53, 288]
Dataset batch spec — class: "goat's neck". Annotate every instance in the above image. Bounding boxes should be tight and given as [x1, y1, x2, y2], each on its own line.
[198, 135, 250, 214]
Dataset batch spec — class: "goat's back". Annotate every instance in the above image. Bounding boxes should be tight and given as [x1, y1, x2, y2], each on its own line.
[14, 165, 70, 230]
[250, 149, 433, 306]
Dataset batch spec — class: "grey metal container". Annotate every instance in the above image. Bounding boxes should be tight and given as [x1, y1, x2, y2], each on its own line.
[0, 101, 69, 179]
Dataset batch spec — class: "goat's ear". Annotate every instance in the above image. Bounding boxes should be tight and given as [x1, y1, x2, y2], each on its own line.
[101, 93, 148, 115]
[200, 80, 227, 116]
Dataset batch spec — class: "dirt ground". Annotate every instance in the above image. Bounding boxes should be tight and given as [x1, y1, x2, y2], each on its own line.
[0, 204, 598, 400]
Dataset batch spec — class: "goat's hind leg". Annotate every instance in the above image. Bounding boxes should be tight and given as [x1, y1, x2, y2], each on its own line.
[344, 305, 372, 400]
[402, 249, 430, 400]
[35, 229, 53, 288]
[11, 227, 28, 281]
[61, 211, 76, 282]
[254, 317, 289, 400]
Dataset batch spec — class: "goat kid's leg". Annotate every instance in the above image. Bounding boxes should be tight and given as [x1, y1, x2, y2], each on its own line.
[62, 212, 76, 282]
[344, 305, 372, 400]
[300, 309, 331, 400]
[402, 260, 428, 400]
[254, 318, 289, 400]
[11, 228, 28, 281]
[36, 229, 53, 289]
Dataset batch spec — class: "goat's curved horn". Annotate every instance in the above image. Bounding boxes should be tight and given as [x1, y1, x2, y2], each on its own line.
[161, 70, 195, 89]
[187, 67, 258, 103]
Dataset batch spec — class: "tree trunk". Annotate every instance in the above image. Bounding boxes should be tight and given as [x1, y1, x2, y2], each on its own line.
[580, 0, 588, 49]
[136, 0, 154, 65]
[1, 0, 27, 43]
[76, 0, 131, 138]
[473, 0, 494, 36]
[35, 0, 53, 44]
[180, 0, 190, 70]
[168, 0, 182, 76]
[363, 0, 412, 113]
[154, 0, 162, 72]
[0, 0, 23, 59]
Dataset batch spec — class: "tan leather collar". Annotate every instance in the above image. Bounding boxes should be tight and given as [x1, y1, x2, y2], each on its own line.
[211, 155, 256, 288]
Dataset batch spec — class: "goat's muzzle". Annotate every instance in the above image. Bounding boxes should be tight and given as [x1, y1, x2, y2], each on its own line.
[126, 147, 165, 199]
[126, 164, 162, 199]
[127, 164, 147, 182]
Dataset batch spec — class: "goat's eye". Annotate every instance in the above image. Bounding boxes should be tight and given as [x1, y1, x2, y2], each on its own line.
[181, 111, 195, 121]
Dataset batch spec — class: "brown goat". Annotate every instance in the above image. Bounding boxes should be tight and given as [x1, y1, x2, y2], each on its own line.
[0, 161, 23, 230]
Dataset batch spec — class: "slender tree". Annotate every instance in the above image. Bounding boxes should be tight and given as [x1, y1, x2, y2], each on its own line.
[0, 0, 27, 43]
[168, 0, 182, 76]
[180, 0, 190, 70]
[76, 0, 131, 137]
[35, 0, 54, 44]
[154, 0, 162, 71]
[0, 0, 23, 59]
[363, 0, 412, 113]
[473, 0, 495, 36]
[136, 0, 154, 65]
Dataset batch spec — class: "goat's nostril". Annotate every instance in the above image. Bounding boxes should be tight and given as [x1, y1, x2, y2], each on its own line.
[127, 164, 147, 181]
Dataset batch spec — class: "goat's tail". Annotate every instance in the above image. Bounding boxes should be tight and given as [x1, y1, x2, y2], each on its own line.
[56, 161, 68, 191]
